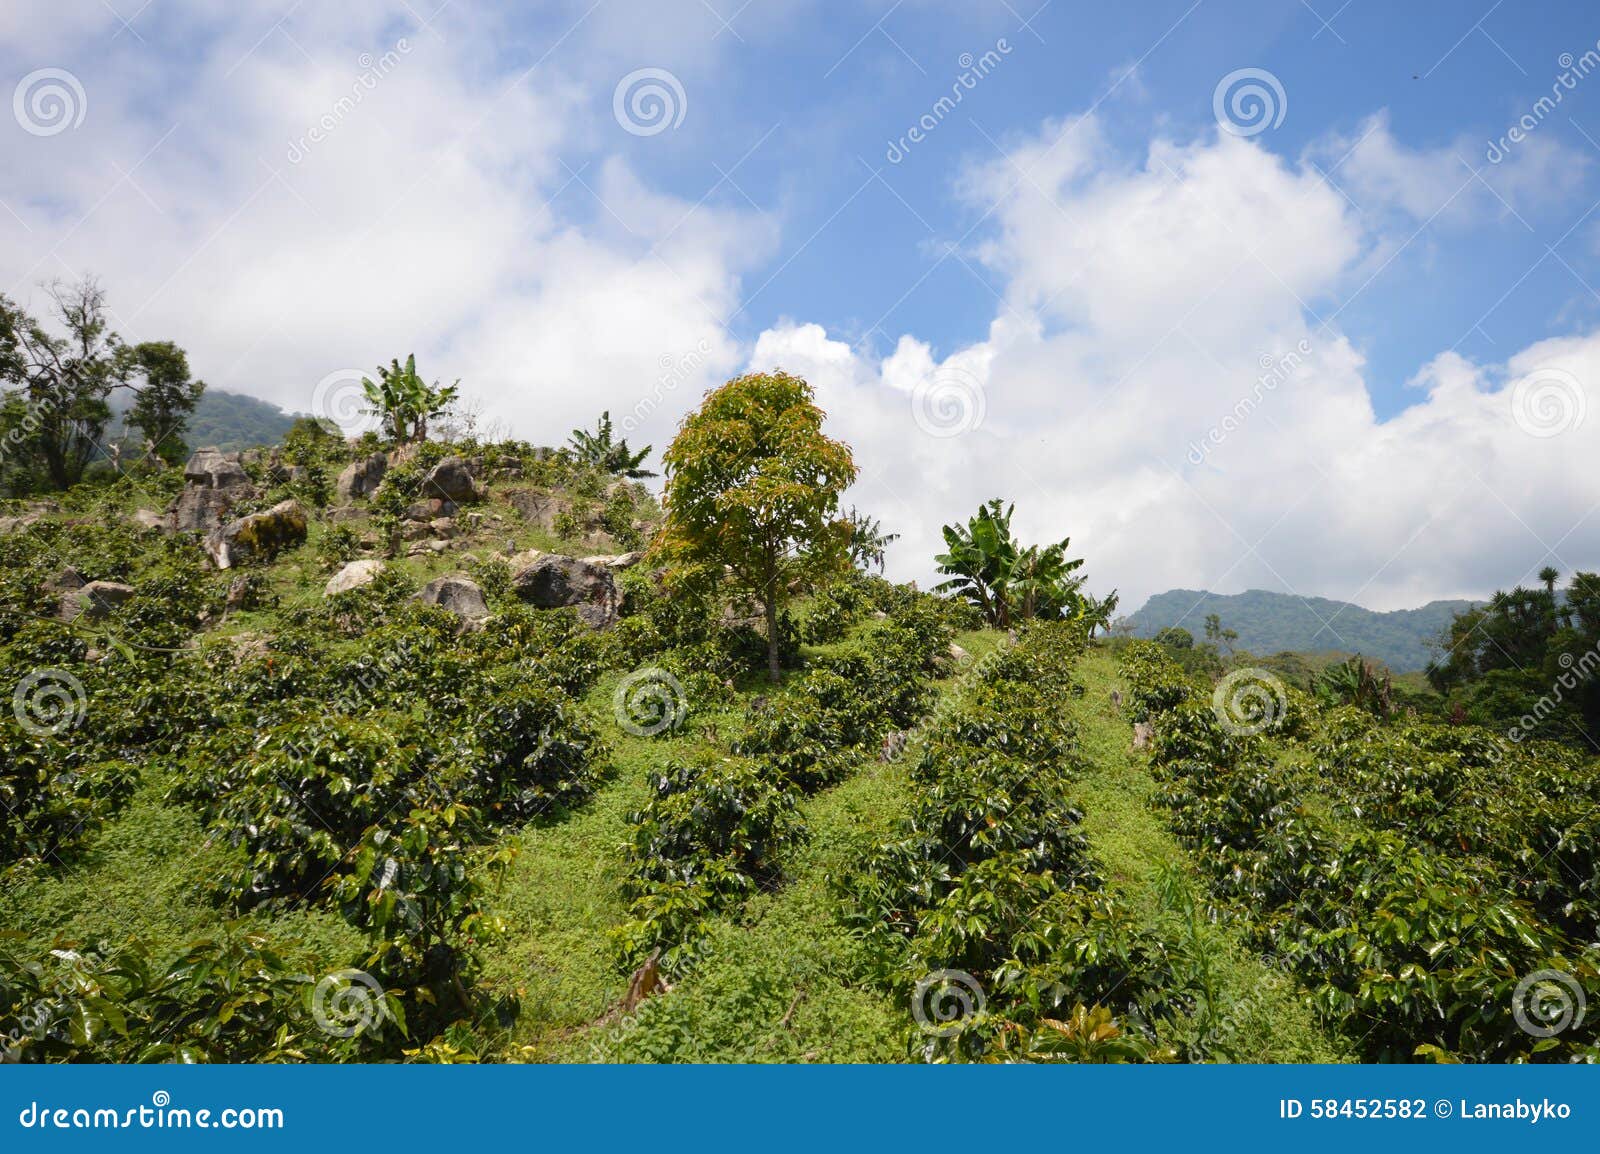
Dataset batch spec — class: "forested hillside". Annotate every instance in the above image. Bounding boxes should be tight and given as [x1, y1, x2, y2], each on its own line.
[1126, 588, 1476, 671]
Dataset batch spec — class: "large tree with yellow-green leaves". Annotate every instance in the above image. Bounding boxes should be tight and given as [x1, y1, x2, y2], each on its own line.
[657, 371, 858, 682]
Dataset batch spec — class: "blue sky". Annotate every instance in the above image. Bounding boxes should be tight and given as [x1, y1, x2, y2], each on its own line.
[580, 0, 1600, 418]
[4, 1, 1600, 615]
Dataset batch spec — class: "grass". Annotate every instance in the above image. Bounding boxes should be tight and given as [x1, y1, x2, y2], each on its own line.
[1068, 645, 1351, 1062]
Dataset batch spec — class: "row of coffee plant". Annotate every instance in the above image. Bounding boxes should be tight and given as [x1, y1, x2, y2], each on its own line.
[840, 624, 1181, 1062]
[1119, 641, 1600, 1062]
[612, 598, 955, 975]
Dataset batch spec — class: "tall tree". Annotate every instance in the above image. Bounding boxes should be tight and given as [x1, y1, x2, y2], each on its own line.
[0, 280, 125, 489]
[657, 371, 857, 682]
[123, 340, 205, 464]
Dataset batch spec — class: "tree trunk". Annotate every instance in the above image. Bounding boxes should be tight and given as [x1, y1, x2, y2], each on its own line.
[765, 590, 781, 684]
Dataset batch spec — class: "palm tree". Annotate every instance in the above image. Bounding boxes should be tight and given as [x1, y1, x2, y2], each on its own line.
[1539, 566, 1560, 595]
[568, 411, 654, 478]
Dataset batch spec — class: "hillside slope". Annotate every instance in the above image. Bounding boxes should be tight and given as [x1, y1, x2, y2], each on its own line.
[1126, 588, 1476, 671]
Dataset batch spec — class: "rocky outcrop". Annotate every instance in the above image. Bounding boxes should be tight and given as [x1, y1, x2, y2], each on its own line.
[417, 574, 489, 621]
[130, 509, 167, 532]
[324, 559, 385, 596]
[335, 452, 387, 502]
[204, 500, 307, 570]
[510, 553, 620, 628]
[183, 448, 253, 491]
[170, 447, 258, 535]
[506, 488, 570, 530]
[420, 456, 479, 504]
[578, 551, 644, 571]
[59, 580, 135, 622]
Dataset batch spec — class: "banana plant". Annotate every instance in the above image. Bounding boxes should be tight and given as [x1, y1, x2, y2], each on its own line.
[361, 354, 458, 444]
[934, 499, 1088, 626]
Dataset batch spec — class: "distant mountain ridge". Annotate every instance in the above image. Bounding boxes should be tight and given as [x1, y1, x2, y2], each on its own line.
[1126, 588, 1480, 672]
[109, 388, 300, 453]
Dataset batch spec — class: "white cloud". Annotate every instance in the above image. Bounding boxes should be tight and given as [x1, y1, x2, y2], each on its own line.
[750, 116, 1600, 619]
[0, 0, 761, 453]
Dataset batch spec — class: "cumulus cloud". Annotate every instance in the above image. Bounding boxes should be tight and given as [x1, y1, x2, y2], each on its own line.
[750, 116, 1600, 621]
[0, 0, 760, 454]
